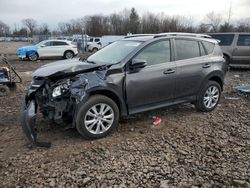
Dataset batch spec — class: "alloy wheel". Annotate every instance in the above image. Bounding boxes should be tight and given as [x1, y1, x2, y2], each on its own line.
[84, 103, 114, 135]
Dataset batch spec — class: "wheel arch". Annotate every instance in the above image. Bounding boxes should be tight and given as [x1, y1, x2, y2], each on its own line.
[26, 50, 39, 58]
[64, 50, 75, 56]
[204, 71, 224, 91]
[88, 88, 128, 117]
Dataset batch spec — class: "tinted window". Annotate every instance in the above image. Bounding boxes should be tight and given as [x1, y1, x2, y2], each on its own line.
[95, 39, 100, 42]
[210, 34, 234, 46]
[135, 40, 171, 66]
[53, 41, 68, 46]
[175, 40, 200, 60]
[89, 38, 93, 42]
[237, 35, 250, 46]
[202, 41, 215, 54]
[44, 41, 52, 46]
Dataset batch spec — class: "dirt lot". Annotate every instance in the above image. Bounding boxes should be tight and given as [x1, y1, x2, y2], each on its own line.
[0, 42, 250, 187]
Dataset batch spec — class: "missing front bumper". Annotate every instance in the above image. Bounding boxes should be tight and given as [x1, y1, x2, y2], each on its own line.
[20, 100, 51, 148]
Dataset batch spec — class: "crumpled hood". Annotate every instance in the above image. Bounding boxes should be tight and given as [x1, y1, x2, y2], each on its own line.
[32, 58, 101, 77]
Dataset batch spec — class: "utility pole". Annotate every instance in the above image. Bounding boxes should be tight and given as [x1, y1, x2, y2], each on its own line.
[227, 0, 233, 24]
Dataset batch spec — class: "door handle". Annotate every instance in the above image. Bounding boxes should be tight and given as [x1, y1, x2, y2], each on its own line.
[202, 64, 211, 68]
[163, 69, 175, 74]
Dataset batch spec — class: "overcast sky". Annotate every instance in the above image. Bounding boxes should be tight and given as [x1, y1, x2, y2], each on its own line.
[0, 0, 249, 29]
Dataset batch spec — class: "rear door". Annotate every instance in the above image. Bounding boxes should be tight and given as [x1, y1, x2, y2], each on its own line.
[126, 39, 176, 113]
[232, 34, 250, 65]
[174, 39, 213, 100]
[51, 41, 69, 56]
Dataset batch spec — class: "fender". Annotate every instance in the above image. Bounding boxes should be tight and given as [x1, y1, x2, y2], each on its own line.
[200, 70, 224, 91]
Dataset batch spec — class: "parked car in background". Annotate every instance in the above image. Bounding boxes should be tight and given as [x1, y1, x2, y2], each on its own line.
[21, 33, 226, 146]
[87, 35, 125, 52]
[17, 40, 78, 61]
[209, 33, 250, 68]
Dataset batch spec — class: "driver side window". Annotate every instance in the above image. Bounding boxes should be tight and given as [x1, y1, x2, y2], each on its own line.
[44, 41, 52, 46]
[135, 40, 171, 66]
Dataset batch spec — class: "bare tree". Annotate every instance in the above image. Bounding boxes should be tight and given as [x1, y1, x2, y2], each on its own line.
[0, 20, 10, 36]
[205, 12, 222, 32]
[22, 18, 37, 36]
[38, 23, 50, 35]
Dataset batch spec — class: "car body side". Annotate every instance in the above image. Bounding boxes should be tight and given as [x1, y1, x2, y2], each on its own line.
[17, 40, 78, 59]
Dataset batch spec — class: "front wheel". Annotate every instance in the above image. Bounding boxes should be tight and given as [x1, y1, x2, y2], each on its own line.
[76, 95, 119, 139]
[28, 53, 38, 61]
[195, 81, 221, 112]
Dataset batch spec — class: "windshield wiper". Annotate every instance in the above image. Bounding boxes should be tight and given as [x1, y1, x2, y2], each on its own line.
[86, 60, 96, 64]
[79, 57, 96, 64]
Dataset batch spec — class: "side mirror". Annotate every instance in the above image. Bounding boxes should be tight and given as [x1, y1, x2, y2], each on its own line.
[130, 59, 147, 71]
[40, 44, 45, 48]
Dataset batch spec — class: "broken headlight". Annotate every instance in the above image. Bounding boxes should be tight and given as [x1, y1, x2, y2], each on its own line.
[52, 79, 71, 98]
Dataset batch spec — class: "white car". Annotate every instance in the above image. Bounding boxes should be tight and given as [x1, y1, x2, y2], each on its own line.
[17, 40, 78, 61]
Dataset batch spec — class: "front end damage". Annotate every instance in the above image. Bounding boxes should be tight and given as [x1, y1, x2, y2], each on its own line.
[20, 67, 108, 147]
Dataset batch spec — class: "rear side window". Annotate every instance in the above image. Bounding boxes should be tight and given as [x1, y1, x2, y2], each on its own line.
[95, 39, 100, 42]
[135, 40, 171, 66]
[175, 40, 200, 60]
[202, 41, 215, 54]
[237, 35, 250, 46]
[210, 34, 234, 46]
[53, 41, 68, 46]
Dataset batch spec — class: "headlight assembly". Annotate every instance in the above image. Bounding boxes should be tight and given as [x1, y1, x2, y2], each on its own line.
[52, 79, 71, 98]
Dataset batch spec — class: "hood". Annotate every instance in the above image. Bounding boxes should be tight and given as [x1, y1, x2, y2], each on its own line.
[18, 45, 37, 51]
[32, 58, 101, 77]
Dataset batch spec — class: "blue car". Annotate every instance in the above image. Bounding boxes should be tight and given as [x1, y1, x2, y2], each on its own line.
[17, 40, 78, 61]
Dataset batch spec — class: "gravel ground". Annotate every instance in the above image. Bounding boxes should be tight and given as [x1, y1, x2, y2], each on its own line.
[0, 44, 250, 187]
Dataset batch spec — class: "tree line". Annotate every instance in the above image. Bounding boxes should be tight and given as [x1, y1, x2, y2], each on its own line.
[1, 8, 250, 37]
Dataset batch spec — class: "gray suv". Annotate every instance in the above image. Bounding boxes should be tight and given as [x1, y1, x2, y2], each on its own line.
[21, 33, 226, 146]
[209, 33, 250, 68]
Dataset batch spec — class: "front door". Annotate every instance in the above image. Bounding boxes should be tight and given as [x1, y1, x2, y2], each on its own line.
[232, 34, 250, 65]
[126, 40, 176, 114]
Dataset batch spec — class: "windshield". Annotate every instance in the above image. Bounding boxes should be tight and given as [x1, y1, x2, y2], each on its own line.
[36, 41, 45, 46]
[87, 40, 142, 64]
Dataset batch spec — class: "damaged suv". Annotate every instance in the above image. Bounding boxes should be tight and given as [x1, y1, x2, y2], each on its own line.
[21, 33, 226, 146]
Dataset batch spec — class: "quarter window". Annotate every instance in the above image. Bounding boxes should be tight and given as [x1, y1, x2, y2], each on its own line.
[175, 40, 200, 60]
[135, 40, 171, 66]
[237, 35, 250, 46]
[202, 41, 215, 54]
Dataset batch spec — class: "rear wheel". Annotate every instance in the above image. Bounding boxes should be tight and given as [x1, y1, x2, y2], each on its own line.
[64, 51, 74, 59]
[76, 95, 119, 139]
[224, 55, 230, 71]
[92, 48, 98, 53]
[195, 81, 221, 112]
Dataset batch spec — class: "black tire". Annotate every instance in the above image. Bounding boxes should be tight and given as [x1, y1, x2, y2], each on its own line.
[195, 81, 221, 112]
[92, 48, 98, 53]
[28, 53, 38, 61]
[224, 55, 230, 71]
[76, 95, 119, 139]
[0, 85, 10, 96]
[64, 51, 74, 59]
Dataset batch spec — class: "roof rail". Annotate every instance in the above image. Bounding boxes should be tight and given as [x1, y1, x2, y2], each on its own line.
[154, 32, 212, 38]
[125, 34, 154, 38]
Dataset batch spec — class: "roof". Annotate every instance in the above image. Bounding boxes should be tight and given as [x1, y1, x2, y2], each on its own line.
[123, 33, 218, 44]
